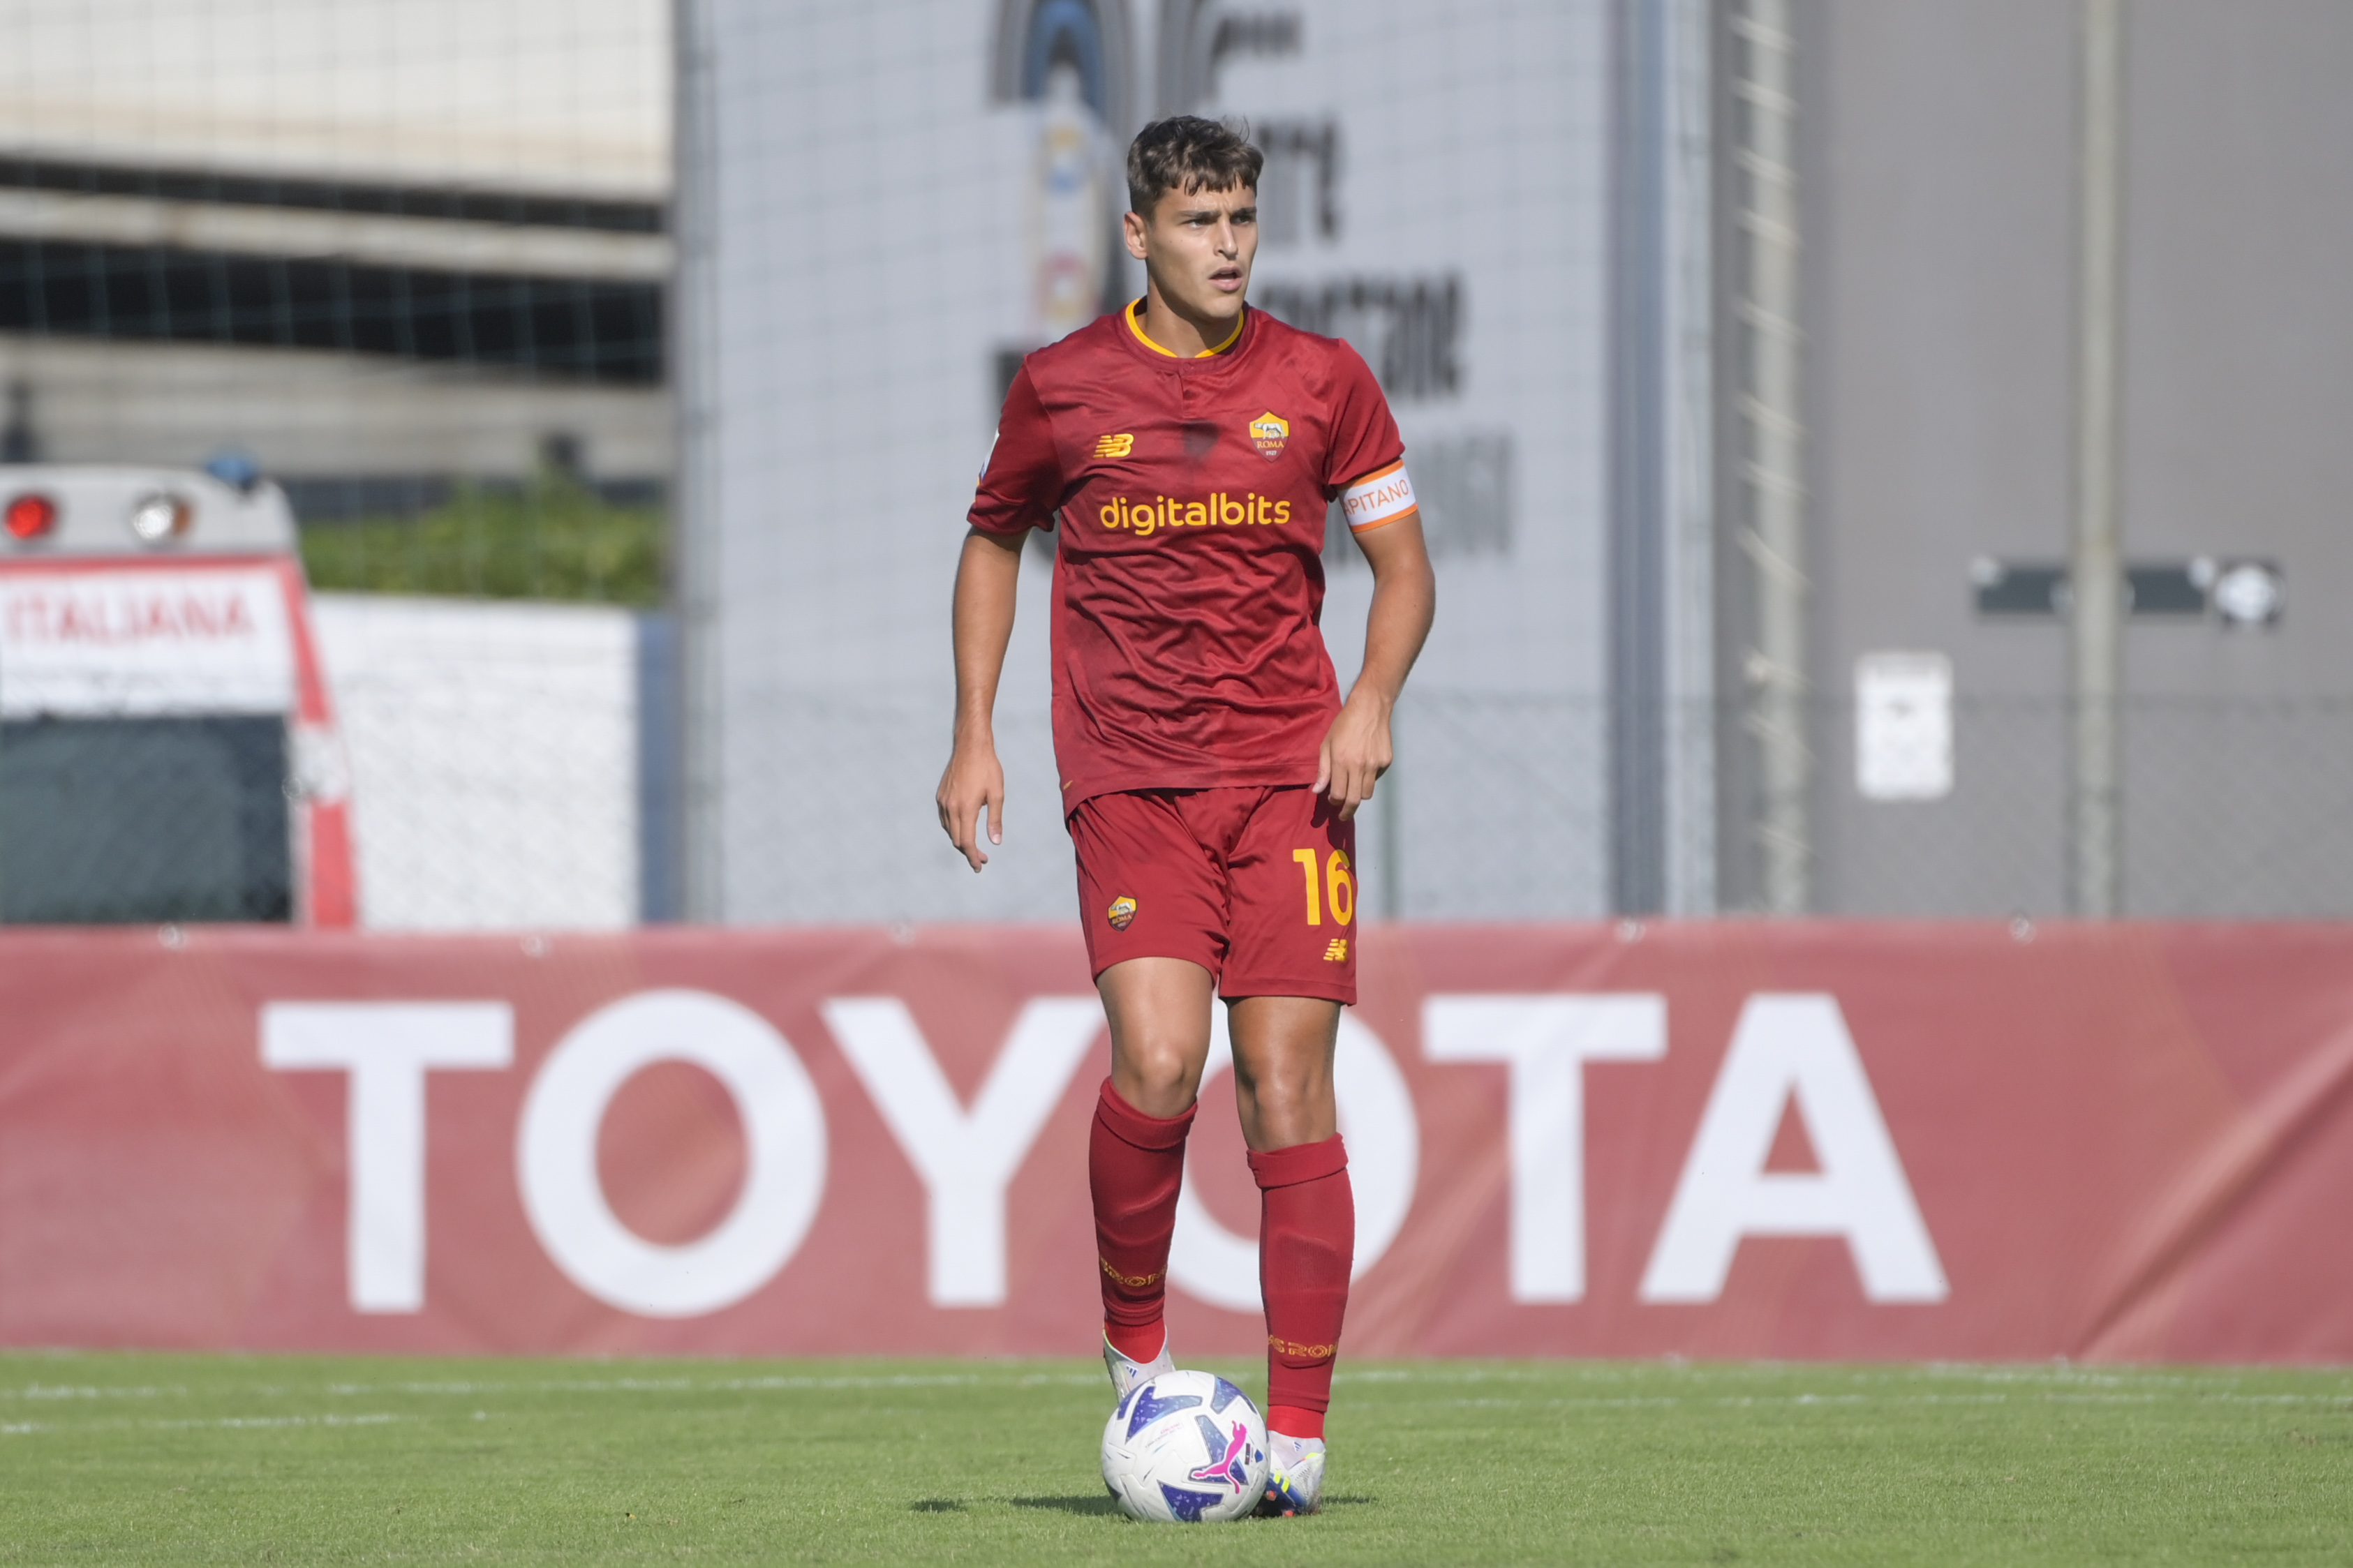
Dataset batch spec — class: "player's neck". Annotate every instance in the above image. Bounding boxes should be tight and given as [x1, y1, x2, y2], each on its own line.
[1136, 282, 1244, 359]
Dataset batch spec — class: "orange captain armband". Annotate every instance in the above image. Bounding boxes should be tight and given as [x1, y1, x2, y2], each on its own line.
[1337, 460, 1418, 533]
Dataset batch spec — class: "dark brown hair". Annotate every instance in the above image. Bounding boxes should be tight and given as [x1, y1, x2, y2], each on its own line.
[1125, 115, 1263, 216]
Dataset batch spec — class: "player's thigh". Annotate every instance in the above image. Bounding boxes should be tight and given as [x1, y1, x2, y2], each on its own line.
[1219, 786, 1358, 1006]
[1098, 955, 1219, 1115]
[1068, 790, 1229, 983]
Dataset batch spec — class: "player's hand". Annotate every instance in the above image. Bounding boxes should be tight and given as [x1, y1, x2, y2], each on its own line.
[937, 740, 1006, 871]
[1315, 691, 1393, 822]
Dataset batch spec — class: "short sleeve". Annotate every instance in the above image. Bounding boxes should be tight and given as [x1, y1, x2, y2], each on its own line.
[1319, 343, 1405, 495]
[968, 364, 1063, 537]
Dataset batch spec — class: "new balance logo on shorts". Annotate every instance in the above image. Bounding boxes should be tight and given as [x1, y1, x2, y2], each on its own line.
[1323, 939, 1348, 962]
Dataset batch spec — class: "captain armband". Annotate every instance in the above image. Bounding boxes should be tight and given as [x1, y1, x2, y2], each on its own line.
[1337, 461, 1418, 532]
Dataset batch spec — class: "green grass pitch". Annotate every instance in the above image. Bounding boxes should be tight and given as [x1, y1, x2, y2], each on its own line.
[5, 1354, 2351, 1564]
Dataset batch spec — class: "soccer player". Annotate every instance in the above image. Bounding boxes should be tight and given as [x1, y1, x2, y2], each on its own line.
[938, 116, 1434, 1517]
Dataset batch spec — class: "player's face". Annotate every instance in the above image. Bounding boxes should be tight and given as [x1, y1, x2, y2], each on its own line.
[1124, 183, 1259, 324]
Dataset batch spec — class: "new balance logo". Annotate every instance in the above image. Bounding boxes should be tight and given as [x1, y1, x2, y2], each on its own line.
[1322, 939, 1348, 962]
[1094, 433, 1134, 458]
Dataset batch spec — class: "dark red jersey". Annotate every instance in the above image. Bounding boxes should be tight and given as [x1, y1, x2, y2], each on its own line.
[970, 300, 1417, 809]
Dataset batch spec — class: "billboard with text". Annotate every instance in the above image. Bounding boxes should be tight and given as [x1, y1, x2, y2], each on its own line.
[5, 923, 2351, 1361]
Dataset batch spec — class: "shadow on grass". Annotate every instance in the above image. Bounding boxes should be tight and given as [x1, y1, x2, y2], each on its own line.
[1002, 1494, 1375, 1518]
[908, 1499, 965, 1513]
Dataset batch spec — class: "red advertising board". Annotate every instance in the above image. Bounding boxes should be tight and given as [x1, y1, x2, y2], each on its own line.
[3, 921, 2351, 1361]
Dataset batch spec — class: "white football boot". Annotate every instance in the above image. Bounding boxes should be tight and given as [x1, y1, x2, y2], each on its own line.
[1256, 1432, 1327, 1516]
[1101, 1330, 1174, 1403]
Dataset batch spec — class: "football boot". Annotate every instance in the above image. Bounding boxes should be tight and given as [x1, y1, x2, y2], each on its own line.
[1101, 1330, 1173, 1402]
[1256, 1433, 1326, 1516]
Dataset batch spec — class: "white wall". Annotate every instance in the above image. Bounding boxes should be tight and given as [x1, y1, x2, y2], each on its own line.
[312, 595, 638, 931]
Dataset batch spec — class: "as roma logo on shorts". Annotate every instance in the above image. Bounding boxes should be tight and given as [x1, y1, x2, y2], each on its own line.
[1106, 896, 1138, 930]
[1248, 411, 1289, 461]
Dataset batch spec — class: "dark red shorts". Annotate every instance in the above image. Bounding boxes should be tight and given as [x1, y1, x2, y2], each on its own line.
[1068, 786, 1358, 1003]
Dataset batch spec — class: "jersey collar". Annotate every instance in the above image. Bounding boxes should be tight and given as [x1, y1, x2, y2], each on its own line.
[1124, 297, 1247, 359]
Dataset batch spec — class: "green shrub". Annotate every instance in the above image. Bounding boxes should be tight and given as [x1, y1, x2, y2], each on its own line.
[299, 476, 666, 606]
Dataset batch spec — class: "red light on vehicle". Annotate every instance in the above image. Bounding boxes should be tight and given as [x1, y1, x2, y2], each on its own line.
[4, 493, 57, 540]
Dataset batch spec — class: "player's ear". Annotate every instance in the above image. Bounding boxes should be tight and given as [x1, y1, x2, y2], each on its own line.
[1122, 207, 1150, 261]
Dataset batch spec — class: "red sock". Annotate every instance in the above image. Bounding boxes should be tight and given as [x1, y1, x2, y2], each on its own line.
[1250, 1135, 1352, 1430]
[1091, 1078, 1195, 1360]
[1269, 1404, 1325, 1440]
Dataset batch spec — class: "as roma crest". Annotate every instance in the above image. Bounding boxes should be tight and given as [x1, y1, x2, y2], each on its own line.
[1249, 411, 1289, 461]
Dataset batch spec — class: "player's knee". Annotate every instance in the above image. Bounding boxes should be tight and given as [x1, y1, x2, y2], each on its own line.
[1245, 1072, 1335, 1148]
[1113, 1041, 1201, 1117]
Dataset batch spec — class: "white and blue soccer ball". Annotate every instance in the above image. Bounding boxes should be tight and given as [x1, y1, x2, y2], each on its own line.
[1100, 1368, 1270, 1523]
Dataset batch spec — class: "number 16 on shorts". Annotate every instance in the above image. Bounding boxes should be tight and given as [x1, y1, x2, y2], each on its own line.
[1295, 849, 1354, 960]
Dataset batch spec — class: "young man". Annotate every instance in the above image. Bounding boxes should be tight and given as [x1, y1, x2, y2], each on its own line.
[937, 116, 1434, 1516]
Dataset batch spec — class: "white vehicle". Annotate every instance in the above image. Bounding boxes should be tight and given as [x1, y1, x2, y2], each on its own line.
[0, 467, 355, 925]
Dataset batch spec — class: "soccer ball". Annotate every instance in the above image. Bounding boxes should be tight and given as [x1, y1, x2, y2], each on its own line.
[1099, 1369, 1270, 1523]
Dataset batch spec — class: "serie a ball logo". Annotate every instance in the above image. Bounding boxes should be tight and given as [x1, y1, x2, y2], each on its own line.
[1106, 895, 1138, 930]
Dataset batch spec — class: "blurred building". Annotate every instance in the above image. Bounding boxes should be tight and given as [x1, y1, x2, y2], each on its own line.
[1733, 0, 2353, 917]
[0, 1, 677, 936]
[0, 0, 672, 514]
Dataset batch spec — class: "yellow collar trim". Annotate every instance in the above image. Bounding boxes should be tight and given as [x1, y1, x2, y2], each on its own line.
[1126, 297, 1245, 358]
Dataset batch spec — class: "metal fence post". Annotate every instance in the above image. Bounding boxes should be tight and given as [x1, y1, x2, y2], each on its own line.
[1611, 0, 1672, 915]
[2069, 0, 2126, 918]
[1731, 0, 1809, 914]
[673, 0, 727, 922]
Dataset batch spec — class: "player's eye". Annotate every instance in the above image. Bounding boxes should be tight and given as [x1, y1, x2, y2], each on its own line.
[1233, 209, 1258, 225]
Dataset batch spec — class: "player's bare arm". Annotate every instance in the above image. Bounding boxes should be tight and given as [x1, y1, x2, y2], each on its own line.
[937, 526, 1023, 870]
[1318, 513, 1437, 820]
